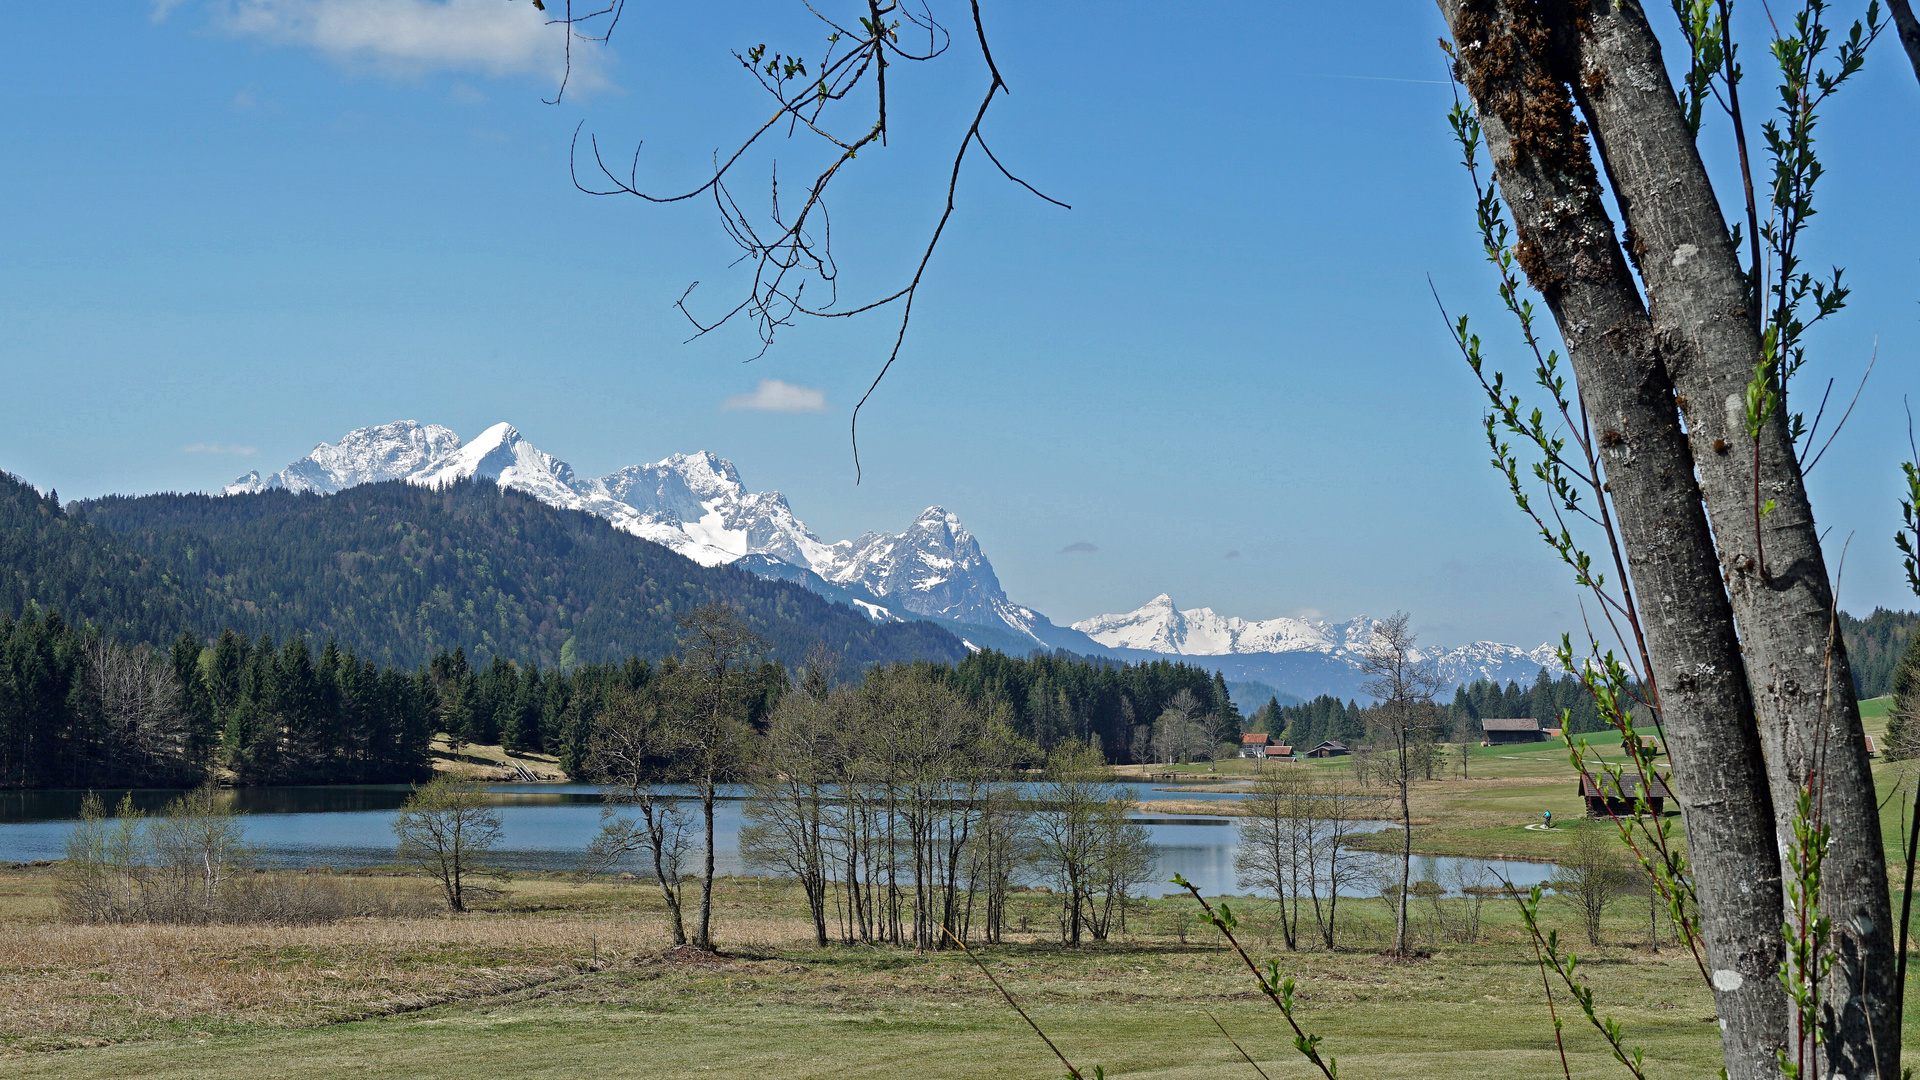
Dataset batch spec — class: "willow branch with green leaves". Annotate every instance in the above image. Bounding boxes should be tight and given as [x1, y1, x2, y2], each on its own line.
[1757, 0, 1882, 455]
[1174, 876, 1337, 1080]
[1509, 881, 1652, 1080]
[1553, 642, 1710, 984]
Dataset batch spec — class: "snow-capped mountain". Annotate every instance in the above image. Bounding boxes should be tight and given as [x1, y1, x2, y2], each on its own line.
[226, 421, 1562, 698]
[1072, 593, 1370, 656]
[224, 421, 463, 496]
[815, 508, 1014, 628]
[224, 421, 1064, 644]
[1074, 595, 1560, 693]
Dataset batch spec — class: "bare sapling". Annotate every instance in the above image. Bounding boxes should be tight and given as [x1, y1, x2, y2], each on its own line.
[393, 774, 505, 913]
[582, 687, 694, 946]
[1358, 613, 1442, 957]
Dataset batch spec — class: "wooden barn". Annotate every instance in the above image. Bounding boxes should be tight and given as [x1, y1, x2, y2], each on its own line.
[1481, 717, 1548, 745]
[1578, 773, 1675, 817]
[1303, 740, 1349, 758]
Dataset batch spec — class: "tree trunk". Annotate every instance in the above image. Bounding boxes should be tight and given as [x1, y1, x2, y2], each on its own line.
[1890, 0, 1920, 90]
[1396, 758, 1412, 957]
[1550, 5, 1896, 1073]
[1437, 3, 1788, 1075]
[697, 778, 715, 950]
[648, 812, 687, 946]
[654, 856, 687, 946]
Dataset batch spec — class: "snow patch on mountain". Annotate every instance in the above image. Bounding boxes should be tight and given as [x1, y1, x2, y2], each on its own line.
[814, 508, 1017, 628]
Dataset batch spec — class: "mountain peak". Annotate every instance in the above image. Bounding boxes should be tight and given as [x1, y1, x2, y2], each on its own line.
[223, 420, 463, 496]
[656, 451, 743, 497]
[471, 421, 521, 448]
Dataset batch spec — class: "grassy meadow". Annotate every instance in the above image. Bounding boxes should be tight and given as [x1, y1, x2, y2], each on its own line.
[2, 698, 1916, 1077]
[0, 864, 1763, 1079]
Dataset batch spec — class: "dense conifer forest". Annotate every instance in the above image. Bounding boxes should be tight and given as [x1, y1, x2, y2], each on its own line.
[1261, 672, 1632, 750]
[0, 606, 432, 789]
[1839, 608, 1919, 699]
[1, 470, 966, 672]
[947, 650, 1238, 763]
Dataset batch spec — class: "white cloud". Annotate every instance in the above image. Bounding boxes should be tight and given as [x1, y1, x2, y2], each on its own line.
[231, 83, 276, 111]
[212, 0, 604, 89]
[152, 0, 190, 22]
[182, 443, 260, 456]
[722, 379, 829, 414]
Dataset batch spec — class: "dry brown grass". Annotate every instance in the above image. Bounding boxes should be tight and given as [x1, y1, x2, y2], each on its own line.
[426, 736, 568, 781]
[0, 866, 829, 1053]
[0, 914, 634, 1050]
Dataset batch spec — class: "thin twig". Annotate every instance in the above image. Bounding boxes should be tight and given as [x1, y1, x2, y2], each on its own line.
[1206, 1010, 1274, 1080]
[1801, 339, 1875, 474]
[1178, 881, 1338, 1080]
[940, 925, 1088, 1080]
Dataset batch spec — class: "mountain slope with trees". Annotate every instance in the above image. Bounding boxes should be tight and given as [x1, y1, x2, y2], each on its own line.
[0, 470, 967, 673]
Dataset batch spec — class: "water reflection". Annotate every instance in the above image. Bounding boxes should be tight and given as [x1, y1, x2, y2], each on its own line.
[0, 783, 1561, 898]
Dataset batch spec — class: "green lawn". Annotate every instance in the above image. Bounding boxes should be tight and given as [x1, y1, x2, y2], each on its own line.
[0, 921, 1753, 1080]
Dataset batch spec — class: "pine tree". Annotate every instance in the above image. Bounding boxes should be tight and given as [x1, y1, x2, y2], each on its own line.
[1889, 632, 1920, 760]
[171, 631, 214, 771]
[1528, 668, 1556, 726]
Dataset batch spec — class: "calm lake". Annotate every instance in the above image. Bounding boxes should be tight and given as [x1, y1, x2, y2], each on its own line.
[0, 783, 1562, 898]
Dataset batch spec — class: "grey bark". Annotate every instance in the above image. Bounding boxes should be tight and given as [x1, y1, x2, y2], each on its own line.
[1439, 3, 1787, 1076]
[1553, 6, 1895, 1074]
[1891, 0, 1920, 91]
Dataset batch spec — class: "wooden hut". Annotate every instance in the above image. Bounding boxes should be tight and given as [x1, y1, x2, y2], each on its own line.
[1578, 773, 1675, 817]
[1480, 717, 1547, 745]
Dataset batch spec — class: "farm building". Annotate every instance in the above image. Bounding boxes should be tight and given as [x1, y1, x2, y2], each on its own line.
[1240, 733, 1270, 758]
[1622, 735, 1663, 758]
[1303, 740, 1349, 758]
[1578, 773, 1675, 817]
[1263, 743, 1294, 760]
[1480, 717, 1547, 745]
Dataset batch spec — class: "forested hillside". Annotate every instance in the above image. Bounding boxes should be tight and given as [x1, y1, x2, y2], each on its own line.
[0, 470, 965, 672]
[1262, 670, 1627, 750]
[948, 649, 1238, 763]
[1840, 608, 1919, 699]
[0, 474, 195, 644]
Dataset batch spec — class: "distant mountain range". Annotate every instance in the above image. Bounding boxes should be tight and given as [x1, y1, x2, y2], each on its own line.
[1072, 594, 1562, 696]
[226, 421, 1564, 699]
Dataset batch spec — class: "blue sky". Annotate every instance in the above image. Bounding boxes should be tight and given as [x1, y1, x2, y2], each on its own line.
[3, 2, 1916, 649]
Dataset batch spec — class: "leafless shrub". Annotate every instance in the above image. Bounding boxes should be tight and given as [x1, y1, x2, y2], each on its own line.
[1551, 826, 1634, 946]
[57, 787, 433, 925]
